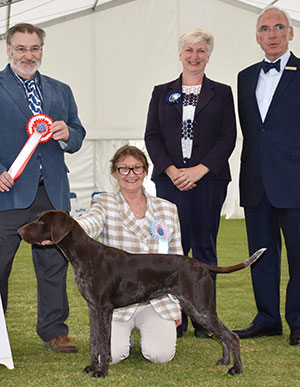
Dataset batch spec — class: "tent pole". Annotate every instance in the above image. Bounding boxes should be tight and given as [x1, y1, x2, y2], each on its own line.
[93, 1, 99, 11]
[6, 0, 11, 31]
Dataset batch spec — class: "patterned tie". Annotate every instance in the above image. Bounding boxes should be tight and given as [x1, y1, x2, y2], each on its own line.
[24, 79, 43, 115]
[24, 79, 44, 180]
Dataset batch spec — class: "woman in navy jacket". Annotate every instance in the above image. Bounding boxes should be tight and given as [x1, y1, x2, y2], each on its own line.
[144, 28, 236, 338]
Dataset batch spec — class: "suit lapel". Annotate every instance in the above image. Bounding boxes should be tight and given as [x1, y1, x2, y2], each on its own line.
[195, 75, 214, 117]
[0, 65, 31, 119]
[264, 53, 298, 122]
[40, 74, 52, 114]
[249, 64, 263, 127]
[166, 76, 183, 118]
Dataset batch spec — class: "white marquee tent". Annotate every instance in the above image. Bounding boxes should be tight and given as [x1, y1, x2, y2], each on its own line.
[0, 0, 299, 217]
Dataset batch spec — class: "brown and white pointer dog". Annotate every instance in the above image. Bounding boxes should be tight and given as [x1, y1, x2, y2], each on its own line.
[18, 210, 265, 378]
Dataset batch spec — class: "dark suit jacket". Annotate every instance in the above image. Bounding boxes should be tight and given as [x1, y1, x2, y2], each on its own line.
[0, 64, 86, 211]
[144, 74, 236, 181]
[238, 52, 300, 208]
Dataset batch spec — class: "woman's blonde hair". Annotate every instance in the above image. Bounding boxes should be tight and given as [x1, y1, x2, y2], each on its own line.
[178, 28, 214, 56]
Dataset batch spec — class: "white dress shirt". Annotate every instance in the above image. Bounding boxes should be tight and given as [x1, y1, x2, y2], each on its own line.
[256, 50, 291, 122]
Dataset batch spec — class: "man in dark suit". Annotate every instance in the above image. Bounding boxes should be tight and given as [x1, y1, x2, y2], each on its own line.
[233, 6, 300, 346]
[0, 23, 86, 352]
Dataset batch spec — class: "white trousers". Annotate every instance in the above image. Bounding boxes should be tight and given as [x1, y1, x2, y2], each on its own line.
[110, 303, 177, 364]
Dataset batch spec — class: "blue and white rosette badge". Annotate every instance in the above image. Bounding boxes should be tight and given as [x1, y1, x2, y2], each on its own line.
[166, 90, 183, 104]
[151, 220, 171, 254]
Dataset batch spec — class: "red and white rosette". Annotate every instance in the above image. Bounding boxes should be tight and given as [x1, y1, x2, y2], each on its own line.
[8, 114, 53, 181]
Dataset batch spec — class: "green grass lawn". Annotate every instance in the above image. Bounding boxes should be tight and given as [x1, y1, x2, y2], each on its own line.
[1, 217, 299, 386]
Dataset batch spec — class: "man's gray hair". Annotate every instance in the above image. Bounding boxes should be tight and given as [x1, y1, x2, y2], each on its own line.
[6, 23, 46, 46]
[256, 6, 292, 30]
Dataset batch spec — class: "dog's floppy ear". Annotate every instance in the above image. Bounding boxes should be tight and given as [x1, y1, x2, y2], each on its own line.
[49, 211, 73, 244]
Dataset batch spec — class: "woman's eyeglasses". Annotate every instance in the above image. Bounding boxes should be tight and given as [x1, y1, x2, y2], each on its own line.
[117, 166, 144, 175]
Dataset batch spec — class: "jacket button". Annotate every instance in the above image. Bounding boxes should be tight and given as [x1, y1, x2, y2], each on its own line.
[261, 128, 265, 132]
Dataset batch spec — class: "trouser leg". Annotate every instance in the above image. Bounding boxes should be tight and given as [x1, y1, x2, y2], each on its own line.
[135, 304, 176, 363]
[278, 208, 300, 328]
[29, 184, 69, 341]
[0, 210, 24, 313]
[244, 194, 282, 329]
[110, 316, 134, 364]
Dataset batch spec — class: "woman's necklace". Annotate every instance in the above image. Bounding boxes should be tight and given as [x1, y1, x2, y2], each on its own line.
[133, 212, 145, 219]
[131, 197, 146, 219]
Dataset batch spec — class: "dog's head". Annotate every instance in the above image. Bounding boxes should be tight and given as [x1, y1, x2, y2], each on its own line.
[18, 210, 73, 245]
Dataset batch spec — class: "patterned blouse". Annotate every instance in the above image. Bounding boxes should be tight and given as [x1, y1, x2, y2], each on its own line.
[76, 189, 183, 322]
[181, 84, 201, 164]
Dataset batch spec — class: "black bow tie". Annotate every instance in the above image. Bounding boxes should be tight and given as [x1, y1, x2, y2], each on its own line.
[261, 59, 281, 73]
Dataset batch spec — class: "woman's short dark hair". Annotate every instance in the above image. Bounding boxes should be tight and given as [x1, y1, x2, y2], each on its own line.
[6, 23, 46, 46]
[110, 145, 149, 174]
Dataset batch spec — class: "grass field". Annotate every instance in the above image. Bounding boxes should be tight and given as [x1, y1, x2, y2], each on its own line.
[1, 217, 299, 386]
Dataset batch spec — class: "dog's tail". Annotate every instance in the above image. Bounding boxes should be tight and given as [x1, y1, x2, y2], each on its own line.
[205, 248, 266, 274]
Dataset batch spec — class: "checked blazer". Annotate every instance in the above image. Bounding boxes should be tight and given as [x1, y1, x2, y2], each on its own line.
[77, 189, 183, 322]
[239, 52, 300, 208]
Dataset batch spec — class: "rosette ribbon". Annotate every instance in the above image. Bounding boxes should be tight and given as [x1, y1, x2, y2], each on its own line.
[8, 114, 53, 181]
[150, 220, 171, 254]
[166, 90, 183, 104]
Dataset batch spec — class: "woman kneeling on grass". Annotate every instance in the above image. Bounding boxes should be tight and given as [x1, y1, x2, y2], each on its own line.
[77, 145, 183, 364]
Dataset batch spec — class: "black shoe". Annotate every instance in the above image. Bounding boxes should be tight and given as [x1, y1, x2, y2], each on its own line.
[177, 328, 184, 338]
[290, 327, 300, 345]
[194, 327, 213, 339]
[232, 323, 282, 339]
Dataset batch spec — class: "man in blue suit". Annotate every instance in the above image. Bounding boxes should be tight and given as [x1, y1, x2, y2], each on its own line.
[233, 6, 300, 346]
[0, 23, 85, 352]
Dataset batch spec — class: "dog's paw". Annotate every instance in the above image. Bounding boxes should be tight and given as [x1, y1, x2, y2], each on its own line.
[227, 366, 243, 375]
[83, 364, 95, 374]
[91, 370, 108, 378]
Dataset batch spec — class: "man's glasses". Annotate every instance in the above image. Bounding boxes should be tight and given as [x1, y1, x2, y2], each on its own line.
[257, 24, 289, 35]
[117, 166, 144, 175]
[10, 45, 42, 54]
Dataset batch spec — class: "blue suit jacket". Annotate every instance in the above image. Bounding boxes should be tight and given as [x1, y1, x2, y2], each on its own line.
[238, 52, 300, 208]
[0, 65, 86, 211]
[145, 74, 236, 181]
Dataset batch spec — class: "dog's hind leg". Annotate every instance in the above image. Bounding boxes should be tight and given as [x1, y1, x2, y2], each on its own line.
[186, 306, 243, 375]
[222, 330, 242, 375]
[217, 340, 231, 366]
[208, 316, 243, 375]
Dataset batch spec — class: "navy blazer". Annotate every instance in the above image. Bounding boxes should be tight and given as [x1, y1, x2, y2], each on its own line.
[0, 64, 86, 211]
[145, 74, 236, 181]
[238, 52, 300, 208]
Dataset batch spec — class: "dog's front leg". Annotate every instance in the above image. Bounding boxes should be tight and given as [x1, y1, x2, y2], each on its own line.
[85, 304, 113, 378]
[84, 304, 101, 375]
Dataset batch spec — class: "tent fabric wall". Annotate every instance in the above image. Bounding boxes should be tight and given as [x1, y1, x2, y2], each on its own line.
[1, 0, 299, 217]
